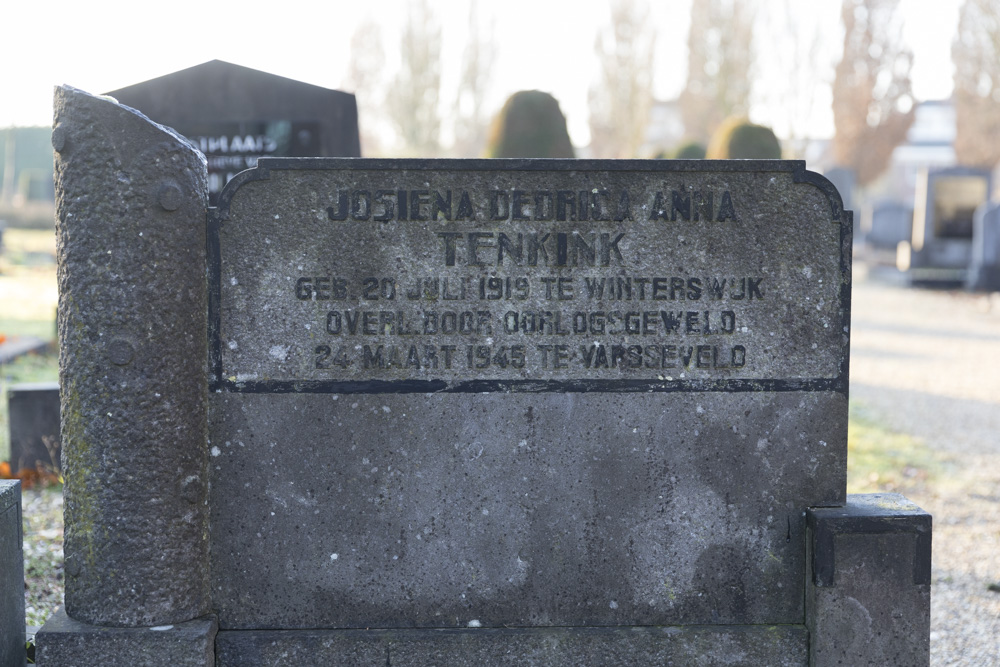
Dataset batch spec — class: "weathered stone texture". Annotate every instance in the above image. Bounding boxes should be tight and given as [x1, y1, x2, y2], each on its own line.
[210, 391, 846, 629]
[53, 86, 210, 626]
[807, 493, 932, 666]
[43, 98, 931, 664]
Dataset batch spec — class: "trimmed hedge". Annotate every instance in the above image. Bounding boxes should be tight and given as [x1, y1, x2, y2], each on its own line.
[484, 91, 575, 158]
[706, 117, 782, 159]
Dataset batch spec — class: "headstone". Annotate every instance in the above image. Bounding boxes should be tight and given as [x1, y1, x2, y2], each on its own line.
[1, 480, 25, 667]
[864, 200, 913, 251]
[967, 201, 1000, 291]
[36, 87, 931, 666]
[207, 154, 850, 642]
[901, 166, 991, 284]
[105, 60, 361, 204]
[7, 382, 60, 474]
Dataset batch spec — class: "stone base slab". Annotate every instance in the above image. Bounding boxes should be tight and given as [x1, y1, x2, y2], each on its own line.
[216, 625, 808, 666]
[35, 609, 217, 667]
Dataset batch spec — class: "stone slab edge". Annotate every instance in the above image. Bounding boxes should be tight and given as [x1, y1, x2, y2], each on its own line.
[216, 625, 808, 667]
[34, 609, 217, 667]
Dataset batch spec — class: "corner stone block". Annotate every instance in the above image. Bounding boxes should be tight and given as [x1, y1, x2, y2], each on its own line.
[806, 493, 931, 666]
[1, 481, 25, 667]
[35, 609, 217, 667]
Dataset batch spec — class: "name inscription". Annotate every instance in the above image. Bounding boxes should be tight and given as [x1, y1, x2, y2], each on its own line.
[214, 162, 846, 389]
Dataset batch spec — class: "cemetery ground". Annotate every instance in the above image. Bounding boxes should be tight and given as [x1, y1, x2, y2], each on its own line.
[849, 270, 1000, 667]
[0, 227, 61, 630]
[1, 227, 998, 664]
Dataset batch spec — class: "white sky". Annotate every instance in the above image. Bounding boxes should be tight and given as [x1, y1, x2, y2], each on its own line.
[0, 0, 961, 146]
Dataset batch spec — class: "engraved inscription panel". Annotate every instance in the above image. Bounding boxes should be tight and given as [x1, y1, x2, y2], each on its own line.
[215, 161, 847, 390]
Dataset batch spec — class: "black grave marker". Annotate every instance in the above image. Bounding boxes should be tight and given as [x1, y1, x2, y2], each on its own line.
[106, 60, 360, 204]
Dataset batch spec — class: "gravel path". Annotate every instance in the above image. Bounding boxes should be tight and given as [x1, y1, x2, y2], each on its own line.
[850, 268, 1000, 667]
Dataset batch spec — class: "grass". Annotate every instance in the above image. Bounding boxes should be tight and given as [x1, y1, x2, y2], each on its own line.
[1, 228, 59, 463]
[846, 400, 946, 494]
[21, 487, 64, 629]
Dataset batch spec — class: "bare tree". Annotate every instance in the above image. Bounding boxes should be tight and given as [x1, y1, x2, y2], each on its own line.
[387, 0, 442, 156]
[588, 0, 657, 158]
[953, 0, 1000, 167]
[343, 19, 387, 156]
[755, 1, 829, 157]
[452, 1, 497, 158]
[678, 0, 756, 143]
[831, 0, 915, 186]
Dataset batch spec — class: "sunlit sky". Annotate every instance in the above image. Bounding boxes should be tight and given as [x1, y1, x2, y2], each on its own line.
[1, 0, 961, 146]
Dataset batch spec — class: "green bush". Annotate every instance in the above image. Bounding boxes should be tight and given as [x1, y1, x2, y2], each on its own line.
[670, 141, 707, 159]
[706, 117, 782, 159]
[484, 91, 575, 158]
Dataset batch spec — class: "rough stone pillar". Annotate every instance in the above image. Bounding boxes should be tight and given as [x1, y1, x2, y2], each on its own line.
[51, 86, 210, 627]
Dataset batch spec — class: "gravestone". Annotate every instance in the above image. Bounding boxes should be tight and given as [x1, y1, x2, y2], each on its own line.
[865, 200, 913, 251]
[106, 60, 361, 205]
[7, 382, 60, 474]
[900, 167, 991, 284]
[36, 87, 931, 666]
[1, 480, 25, 667]
[967, 201, 1000, 291]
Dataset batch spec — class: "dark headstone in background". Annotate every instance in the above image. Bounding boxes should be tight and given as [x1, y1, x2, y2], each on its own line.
[865, 200, 913, 251]
[967, 201, 1000, 291]
[8, 381, 60, 474]
[106, 60, 361, 204]
[902, 167, 991, 283]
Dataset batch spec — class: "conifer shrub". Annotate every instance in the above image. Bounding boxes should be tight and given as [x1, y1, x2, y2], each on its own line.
[706, 117, 782, 159]
[484, 91, 575, 158]
[671, 141, 707, 159]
